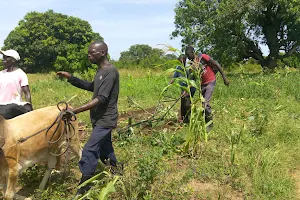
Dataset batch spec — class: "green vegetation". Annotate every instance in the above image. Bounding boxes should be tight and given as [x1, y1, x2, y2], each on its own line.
[162, 53, 209, 156]
[172, 0, 300, 69]
[113, 44, 177, 69]
[10, 68, 300, 200]
[3, 10, 102, 73]
[1, 3, 300, 199]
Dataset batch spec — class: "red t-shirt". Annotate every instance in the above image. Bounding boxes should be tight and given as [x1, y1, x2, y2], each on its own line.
[196, 54, 216, 85]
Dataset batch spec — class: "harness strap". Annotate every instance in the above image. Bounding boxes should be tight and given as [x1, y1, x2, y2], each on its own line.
[1, 102, 77, 155]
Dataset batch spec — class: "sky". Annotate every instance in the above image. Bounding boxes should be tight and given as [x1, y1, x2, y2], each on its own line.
[0, 0, 183, 60]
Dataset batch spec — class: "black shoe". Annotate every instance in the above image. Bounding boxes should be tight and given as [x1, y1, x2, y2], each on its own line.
[183, 116, 189, 123]
[206, 122, 213, 132]
[104, 159, 124, 176]
[109, 162, 124, 176]
[74, 175, 93, 197]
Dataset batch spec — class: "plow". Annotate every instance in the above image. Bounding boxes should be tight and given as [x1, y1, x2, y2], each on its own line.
[117, 93, 183, 135]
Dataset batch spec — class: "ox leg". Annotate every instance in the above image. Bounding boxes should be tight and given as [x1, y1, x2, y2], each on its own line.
[69, 123, 82, 161]
[4, 166, 18, 200]
[74, 146, 82, 160]
[70, 143, 82, 160]
[55, 155, 62, 170]
[38, 155, 57, 190]
[70, 142, 82, 161]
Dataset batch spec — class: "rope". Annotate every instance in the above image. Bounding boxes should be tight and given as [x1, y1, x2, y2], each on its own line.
[46, 102, 76, 157]
[1, 102, 76, 157]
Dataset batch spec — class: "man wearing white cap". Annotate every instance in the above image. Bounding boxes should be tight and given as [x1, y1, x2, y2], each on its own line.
[0, 49, 32, 111]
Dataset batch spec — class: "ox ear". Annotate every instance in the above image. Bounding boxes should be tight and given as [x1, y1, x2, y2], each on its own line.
[0, 115, 6, 148]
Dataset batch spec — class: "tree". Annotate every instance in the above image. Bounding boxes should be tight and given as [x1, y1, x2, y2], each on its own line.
[0, 59, 3, 70]
[3, 10, 102, 73]
[117, 44, 170, 68]
[164, 53, 178, 60]
[280, 53, 300, 68]
[119, 44, 164, 65]
[172, 0, 300, 69]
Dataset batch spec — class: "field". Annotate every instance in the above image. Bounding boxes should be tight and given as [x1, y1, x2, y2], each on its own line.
[4, 67, 300, 199]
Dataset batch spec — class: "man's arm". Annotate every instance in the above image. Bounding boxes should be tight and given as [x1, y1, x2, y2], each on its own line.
[57, 71, 94, 92]
[209, 59, 230, 86]
[71, 69, 117, 115]
[19, 71, 32, 105]
[21, 85, 32, 104]
[72, 98, 99, 114]
[68, 76, 94, 92]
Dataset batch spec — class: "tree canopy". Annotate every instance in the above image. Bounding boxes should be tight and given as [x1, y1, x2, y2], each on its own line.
[115, 44, 176, 68]
[172, 0, 300, 69]
[3, 10, 102, 73]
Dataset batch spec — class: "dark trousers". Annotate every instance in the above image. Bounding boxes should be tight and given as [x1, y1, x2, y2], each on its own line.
[180, 89, 196, 122]
[79, 126, 117, 176]
[201, 81, 216, 123]
[180, 96, 191, 122]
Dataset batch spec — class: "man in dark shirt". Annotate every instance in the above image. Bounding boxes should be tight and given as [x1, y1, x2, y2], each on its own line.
[169, 54, 196, 123]
[56, 41, 119, 196]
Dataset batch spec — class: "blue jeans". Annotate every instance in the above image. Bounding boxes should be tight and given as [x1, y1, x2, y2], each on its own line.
[79, 126, 117, 176]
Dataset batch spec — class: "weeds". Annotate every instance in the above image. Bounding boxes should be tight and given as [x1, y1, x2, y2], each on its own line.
[15, 69, 300, 200]
[151, 129, 184, 155]
[228, 126, 244, 180]
[160, 45, 208, 156]
[132, 152, 161, 199]
[77, 171, 127, 200]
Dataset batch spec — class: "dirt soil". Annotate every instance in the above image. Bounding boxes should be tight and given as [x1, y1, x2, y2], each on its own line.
[184, 180, 245, 200]
[291, 169, 300, 200]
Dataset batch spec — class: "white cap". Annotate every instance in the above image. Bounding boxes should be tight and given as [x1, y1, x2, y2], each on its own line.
[0, 49, 20, 61]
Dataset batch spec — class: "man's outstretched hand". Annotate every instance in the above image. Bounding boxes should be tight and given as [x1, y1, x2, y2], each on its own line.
[57, 71, 71, 80]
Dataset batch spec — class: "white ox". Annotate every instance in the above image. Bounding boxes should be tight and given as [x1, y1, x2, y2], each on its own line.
[0, 105, 82, 200]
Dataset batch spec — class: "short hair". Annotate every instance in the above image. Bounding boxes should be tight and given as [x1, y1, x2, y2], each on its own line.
[185, 46, 194, 52]
[91, 40, 108, 54]
[91, 40, 105, 45]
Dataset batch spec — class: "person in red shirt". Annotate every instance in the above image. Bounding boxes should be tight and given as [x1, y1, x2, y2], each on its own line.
[185, 46, 229, 130]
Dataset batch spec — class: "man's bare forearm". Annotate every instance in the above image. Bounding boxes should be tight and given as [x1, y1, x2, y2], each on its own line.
[22, 86, 32, 104]
[211, 60, 227, 80]
[72, 98, 100, 114]
[25, 93, 32, 104]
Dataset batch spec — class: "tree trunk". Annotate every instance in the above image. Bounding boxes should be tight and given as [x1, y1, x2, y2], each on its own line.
[260, 56, 277, 70]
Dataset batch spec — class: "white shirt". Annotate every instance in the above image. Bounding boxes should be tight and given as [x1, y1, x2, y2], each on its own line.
[0, 68, 29, 104]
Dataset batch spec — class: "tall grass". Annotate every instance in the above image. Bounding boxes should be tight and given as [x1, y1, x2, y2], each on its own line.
[159, 44, 209, 156]
[21, 68, 300, 200]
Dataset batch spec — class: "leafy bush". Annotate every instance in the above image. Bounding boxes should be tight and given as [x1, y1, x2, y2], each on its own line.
[114, 44, 177, 70]
[3, 10, 102, 73]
